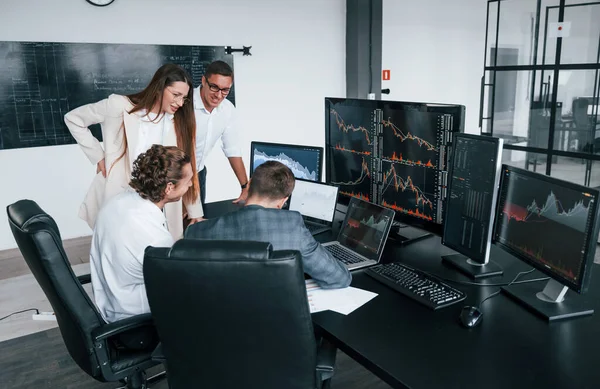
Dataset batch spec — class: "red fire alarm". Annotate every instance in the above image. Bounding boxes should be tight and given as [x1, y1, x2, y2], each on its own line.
[382, 69, 391, 81]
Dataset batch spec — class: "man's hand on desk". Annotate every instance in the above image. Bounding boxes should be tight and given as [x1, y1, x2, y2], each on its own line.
[232, 187, 249, 204]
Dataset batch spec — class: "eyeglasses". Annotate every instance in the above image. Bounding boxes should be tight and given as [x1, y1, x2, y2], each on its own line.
[167, 88, 190, 105]
[205, 80, 231, 96]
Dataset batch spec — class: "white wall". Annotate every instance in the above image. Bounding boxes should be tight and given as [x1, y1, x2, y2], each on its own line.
[381, 0, 488, 134]
[0, 0, 346, 250]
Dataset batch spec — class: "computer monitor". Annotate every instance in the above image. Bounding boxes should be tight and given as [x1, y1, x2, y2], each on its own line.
[325, 97, 465, 243]
[250, 141, 323, 182]
[441, 134, 504, 279]
[494, 165, 600, 321]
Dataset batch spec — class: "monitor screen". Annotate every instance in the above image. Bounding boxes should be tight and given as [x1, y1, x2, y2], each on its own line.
[442, 134, 503, 264]
[250, 141, 323, 182]
[288, 179, 339, 222]
[494, 166, 600, 293]
[337, 197, 395, 260]
[325, 97, 465, 234]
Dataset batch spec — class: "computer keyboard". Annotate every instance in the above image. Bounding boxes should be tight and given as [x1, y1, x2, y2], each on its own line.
[365, 262, 466, 310]
[325, 244, 366, 265]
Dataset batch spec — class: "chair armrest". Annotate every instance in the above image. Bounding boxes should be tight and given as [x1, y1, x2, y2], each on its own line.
[77, 274, 92, 285]
[91, 313, 154, 341]
[152, 343, 166, 363]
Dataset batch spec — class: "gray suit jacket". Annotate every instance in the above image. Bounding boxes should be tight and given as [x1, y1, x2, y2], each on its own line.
[184, 205, 352, 289]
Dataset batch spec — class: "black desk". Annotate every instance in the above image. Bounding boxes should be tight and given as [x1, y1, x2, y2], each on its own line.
[314, 236, 600, 389]
[203, 200, 600, 389]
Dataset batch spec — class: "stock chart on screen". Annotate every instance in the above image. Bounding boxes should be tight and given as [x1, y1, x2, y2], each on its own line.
[494, 168, 596, 283]
[326, 98, 464, 229]
[250, 142, 322, 182]
[338, 199, 394, 256]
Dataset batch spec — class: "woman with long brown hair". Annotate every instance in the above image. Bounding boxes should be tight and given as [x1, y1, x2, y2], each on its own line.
[65, 63, 203, 240]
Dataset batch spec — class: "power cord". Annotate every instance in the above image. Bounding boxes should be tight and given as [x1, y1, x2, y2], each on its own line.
[418, 266, 547, 288]
[476, 268, 536, 310]
[0, 308, 40, 322]
[440, 274, 548, 288]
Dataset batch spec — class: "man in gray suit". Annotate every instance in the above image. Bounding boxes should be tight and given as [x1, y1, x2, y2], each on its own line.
[185, 161, 351, 289]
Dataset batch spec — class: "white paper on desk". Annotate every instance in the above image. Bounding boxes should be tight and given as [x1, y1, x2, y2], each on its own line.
[305, 280, 378, 315]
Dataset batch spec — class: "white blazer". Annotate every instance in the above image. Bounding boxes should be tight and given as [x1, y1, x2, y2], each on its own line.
[64, 94, 203, 240]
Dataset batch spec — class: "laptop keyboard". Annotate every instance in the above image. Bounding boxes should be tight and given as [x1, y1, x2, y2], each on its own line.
[325, 244, 366, 265]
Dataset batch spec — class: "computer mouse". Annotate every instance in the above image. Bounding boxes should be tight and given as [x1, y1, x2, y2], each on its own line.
[459, 306, 483, 328]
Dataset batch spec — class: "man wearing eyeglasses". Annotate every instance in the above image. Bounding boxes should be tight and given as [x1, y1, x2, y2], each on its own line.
[193, 60, 249, 206]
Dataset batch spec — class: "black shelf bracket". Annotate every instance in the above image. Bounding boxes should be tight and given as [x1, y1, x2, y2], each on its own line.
[225, 46, 252, 56]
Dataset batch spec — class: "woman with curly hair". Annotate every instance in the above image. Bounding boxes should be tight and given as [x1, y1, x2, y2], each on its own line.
[91, 144, 193, 325]
[65, 63, 202, 239]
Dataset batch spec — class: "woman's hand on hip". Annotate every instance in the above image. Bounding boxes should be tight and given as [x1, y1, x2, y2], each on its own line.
[97, 159, 107, 177]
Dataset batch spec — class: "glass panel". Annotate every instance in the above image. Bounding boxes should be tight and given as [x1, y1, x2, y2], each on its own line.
[501, 149, 549, 175]
[538, 0, 561, 66]
[561, 2, 600, 65]
[589, 160, 600, 188]
[550, 156, 590, 185]
[528, 69, 569, 151]
[495, 0, 538, 66]
[485, 1, 499, 67]
[490, 69, 538, 146]
[555, 69, 600, 153]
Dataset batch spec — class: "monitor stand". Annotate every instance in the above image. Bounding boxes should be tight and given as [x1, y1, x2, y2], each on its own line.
[502, 279, 594, 321]
[441, 254, 503, 279]
[390, 225, 432, 245]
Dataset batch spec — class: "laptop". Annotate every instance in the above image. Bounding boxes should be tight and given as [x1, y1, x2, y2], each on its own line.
[322, 197, 395, 271]
[289, 179, 339, 236]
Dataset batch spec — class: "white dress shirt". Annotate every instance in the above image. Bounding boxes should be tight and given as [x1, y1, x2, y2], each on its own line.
[193, 86, 242, 171]
[90, 190, 174, 323]
[132, 110, 172, 167]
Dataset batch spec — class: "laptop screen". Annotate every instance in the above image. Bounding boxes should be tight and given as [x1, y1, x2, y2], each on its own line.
[337, 197, 395, 261]
[289, 179, 339, 222]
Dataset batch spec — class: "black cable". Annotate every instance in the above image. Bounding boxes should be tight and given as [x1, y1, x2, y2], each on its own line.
[418, 266, 546, 288]
[440, 275, 548, 288]
[0, 308, 40, 322]
[476, 268, 536, 310]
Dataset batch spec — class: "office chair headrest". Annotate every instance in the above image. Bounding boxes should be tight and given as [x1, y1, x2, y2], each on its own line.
[166, 239, 273, 261]
[7, 199, 59, 233]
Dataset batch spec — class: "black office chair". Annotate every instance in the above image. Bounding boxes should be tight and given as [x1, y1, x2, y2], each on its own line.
[144, 239, 336, 389]
[7, 199, 162, 389]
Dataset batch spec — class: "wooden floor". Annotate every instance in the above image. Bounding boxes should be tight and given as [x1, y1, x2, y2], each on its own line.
[0, 235, 92, 281]
[0, 236, 94, 342]
[0, 327, 392, 389]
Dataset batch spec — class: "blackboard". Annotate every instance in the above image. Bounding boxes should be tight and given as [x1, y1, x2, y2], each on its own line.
[0, 41, 235, 150]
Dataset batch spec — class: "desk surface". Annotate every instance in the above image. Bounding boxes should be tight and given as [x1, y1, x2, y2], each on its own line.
[204, 200, 600, 389]
[314, 235, 600, 389]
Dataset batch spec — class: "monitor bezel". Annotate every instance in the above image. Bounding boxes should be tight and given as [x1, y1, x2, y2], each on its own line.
[288, 178, 340, 224]
[441, 133, 503, 264]
[249, 141, 324, 182]
[492, 165, 600, 294]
